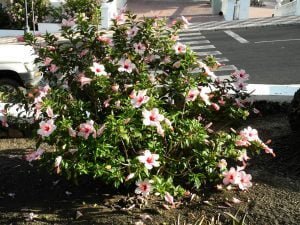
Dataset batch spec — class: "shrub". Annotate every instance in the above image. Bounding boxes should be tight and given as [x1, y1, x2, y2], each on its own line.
[6, 12, 275, 198]
[5, 0, 50, 29]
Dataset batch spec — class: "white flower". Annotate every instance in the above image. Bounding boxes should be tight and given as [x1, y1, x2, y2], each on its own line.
[181, 16, 191, 28]
[234, 81, 248, 91]
[186, 88, 199, 102]
[127, 26, 139, 38]
[173, 42, 186, 54]
[62, 18, 75, 27]
[199, 88, 211, 105]
[118, 58, 136, 73]
[164, 192, 174, 205]
[37, 119, 56, 137]
[54, 156, 62, 174]
[133, 42, 146, 55]
[142, 108, 164, 127]
[90, 62, 107, 76]
[137, 150, 160, 170]
[135, 179, 152, 196]
[130, 90, 150, 108]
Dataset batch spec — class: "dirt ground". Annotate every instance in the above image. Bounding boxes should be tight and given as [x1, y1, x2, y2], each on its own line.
[0, 111, 299, 225]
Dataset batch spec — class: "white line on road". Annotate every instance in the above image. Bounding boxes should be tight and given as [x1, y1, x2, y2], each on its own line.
[224, 30, 249, 44]
[255, 38, 300, 44]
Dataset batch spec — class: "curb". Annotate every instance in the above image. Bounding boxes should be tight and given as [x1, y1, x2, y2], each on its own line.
[247, 84, 300, 103]
[187, 16, 300, 31]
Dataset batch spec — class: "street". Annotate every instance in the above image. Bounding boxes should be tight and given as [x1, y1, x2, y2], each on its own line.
[201, 25, 300, 84]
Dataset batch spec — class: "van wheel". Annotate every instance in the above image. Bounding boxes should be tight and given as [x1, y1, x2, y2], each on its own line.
[0, 78, 24, 102]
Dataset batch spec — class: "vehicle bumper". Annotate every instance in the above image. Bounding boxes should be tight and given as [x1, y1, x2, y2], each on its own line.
[20, 71, 43, 88]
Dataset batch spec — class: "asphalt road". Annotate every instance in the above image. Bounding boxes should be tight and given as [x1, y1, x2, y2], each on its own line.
[202, 25, 300, 84]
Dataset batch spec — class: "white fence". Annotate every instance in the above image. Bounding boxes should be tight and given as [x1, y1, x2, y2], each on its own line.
[274, 0, 300, 16]
[274, 0, 297, 16]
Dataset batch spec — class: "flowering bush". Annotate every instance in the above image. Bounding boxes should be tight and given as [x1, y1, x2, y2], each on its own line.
[8, 12, 275, 198]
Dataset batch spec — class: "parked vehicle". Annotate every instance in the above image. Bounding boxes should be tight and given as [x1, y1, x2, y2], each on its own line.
[0, 44, 42, 101]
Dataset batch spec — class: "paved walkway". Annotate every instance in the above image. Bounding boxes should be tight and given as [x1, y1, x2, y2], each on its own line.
[127, 0, 277, 22]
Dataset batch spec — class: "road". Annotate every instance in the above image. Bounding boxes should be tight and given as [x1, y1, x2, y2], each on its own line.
[201, 25, 300, 84]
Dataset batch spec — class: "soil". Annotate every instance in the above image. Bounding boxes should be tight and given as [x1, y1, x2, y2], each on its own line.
[0, 112, 299, 225]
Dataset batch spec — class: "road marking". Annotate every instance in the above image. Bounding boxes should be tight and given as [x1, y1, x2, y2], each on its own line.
[190, 45, 215, 50]
[224, 30, 249, 44]
[255, 38, 300, 44]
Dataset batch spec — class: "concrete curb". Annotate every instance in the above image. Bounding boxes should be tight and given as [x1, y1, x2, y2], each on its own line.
[187, 16, 300, 31]
[247, 84, 300, 102]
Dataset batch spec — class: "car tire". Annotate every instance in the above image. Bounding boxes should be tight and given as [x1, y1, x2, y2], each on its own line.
[0, 78, 24, 102]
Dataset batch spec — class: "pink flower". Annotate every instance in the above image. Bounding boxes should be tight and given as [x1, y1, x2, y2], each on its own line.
[68, 127, 76, 137]
[235, 99, 245, 108]
[237, 150, 250, 162]
[199, 62, 216, 79]
[38, 85, 51, 98]
[234, 81, 248, 91]
[238, 171, 252, 190]
[231, 69, 249, 81]
[104, 98, 112, 108]
[218, 97, 226, 106]
[37, 119, 56, 137]
[232, 197, 242, 204]
[173, 42, 186, 54]
[118, 58, 136, 73]
[96, 124, 106, 137]
[54, 156, 62, 174]
[79, 49, 88, 57]
[125, 173, 135, 181]
[261, 142, 276, 157]
[240, 126, 259, 142]
[211, 103, 220, 111]
[130, 90, 150, 108]
[199, 88, 211, 105]
[111, 84, 119, 92]
[47, 46, 56, 51]
[77, 120, 96, 139]
[142, 108, 164, 127]
[181, 16, 191, 28]
[170, 35, 179, 41]
[164, 192, 174, 205]
[49, 64, 58, 73]
[135, 179, 152, 196]
[156, 123, 165, 137]
[113, 13, 126, 25]
[0, 114, 8, 127]
[133, 42, 146, 55]
[235, 138, 250, 147]
[97, 36, 113, 46]
[46, 106, 54, 118]
[25, 148, 44, 162]
[137, 150, 160, 170]
[127, 26, 139, 38]
[164, 118, 173, 131]
[186, 88, 199, 102]
[62, 18, 75, 27]
[77, 73, 92, 88]
[222, 167, 241, 186]
[163, 56, 171, 64]
[217, 159, 227, 170]
[44, 57, 52, 66]
[90, 62, 107, 76]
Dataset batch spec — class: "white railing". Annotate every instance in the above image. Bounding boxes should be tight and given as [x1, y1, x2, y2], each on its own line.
[274, 0, 298, 16]
[101, 0, 127, 29]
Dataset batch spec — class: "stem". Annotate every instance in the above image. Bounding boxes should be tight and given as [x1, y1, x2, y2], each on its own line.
[181, 101, 186, 119]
